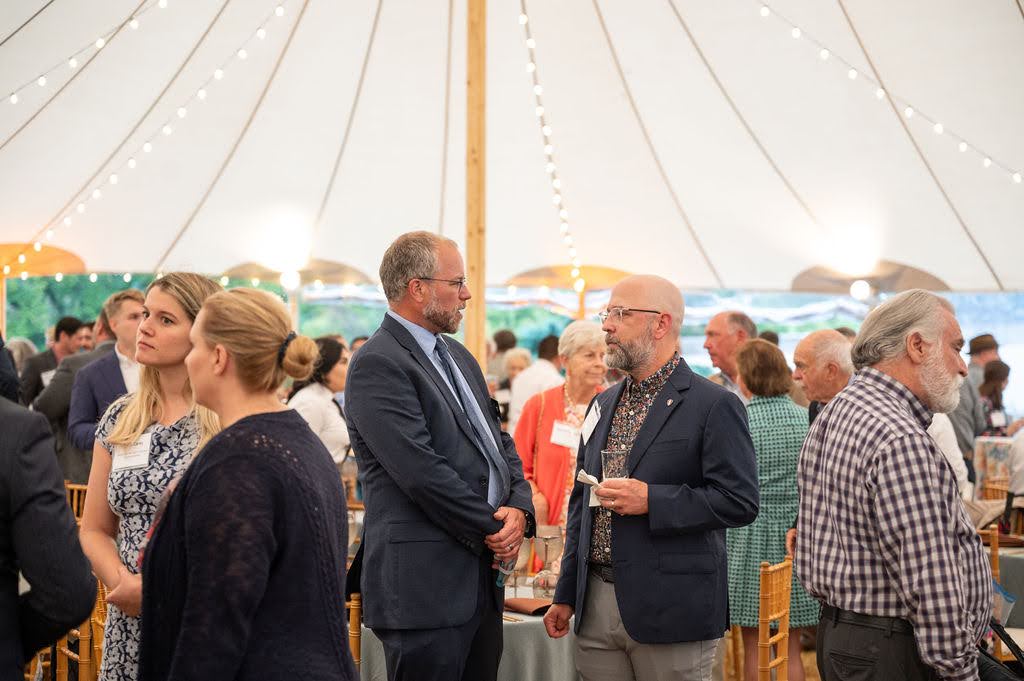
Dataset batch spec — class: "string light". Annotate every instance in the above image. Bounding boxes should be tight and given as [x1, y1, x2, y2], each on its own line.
[220, 276, 229, 286]
[754, 0, 1022, 187]
[2, 0, 298, 277]
[519, 1, 585, 293]
[123, 273, 132, 283]
[89, 273, 98, 283]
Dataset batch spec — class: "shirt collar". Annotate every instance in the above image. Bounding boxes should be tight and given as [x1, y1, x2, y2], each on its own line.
[114, 345, 136, 365]
[385, 309, 443, 359]
[626, 353, 680, 398]
[855, 366, 934, 429]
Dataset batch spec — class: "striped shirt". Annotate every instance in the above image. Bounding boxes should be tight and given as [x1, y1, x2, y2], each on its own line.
[796, 368, 991, 681]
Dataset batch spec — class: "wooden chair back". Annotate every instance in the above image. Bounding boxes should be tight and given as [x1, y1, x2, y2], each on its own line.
[91, 578, 108, 673]
[346, 592, 362, 669]
[54, 614, 93, 681]
[64, 482, 88, 522]
[979, 527, 1008, 660]
[724, 624, 744, 680]
[981, 476, 1010, 502]
[758, 557, 793, 681]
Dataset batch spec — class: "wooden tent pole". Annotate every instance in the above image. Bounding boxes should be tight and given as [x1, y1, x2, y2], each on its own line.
[464, 0, 487, 366]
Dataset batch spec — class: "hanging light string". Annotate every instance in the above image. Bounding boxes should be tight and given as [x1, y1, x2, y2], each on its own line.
[1, 0, 151, 153]
[518, 0, 586, 294]
[755, 1, 1022, 186]
[0, 0, 59, 50]
[1, 0, 296, 279]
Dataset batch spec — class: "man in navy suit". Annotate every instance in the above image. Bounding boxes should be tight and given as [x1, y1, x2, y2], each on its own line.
[545, 275, 759, 681]
[67, 289, 145, 453]
[346, 231, 535, 681]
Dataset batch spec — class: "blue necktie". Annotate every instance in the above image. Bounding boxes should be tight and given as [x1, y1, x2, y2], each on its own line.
[434, 337, 509, 506]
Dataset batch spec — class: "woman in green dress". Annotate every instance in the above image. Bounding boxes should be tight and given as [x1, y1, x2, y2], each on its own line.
[728, 339, 818, 681]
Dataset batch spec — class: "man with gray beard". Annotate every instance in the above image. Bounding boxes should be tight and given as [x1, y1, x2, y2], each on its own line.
[795, 289, 991, 680]
[545, 275, 758, 681]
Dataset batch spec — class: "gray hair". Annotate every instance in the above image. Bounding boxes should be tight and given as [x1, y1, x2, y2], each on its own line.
[851, 289, 954, 369]
[503, 347, 533, 373]
[818, 333, 854, 375]
[559, 320, 606, 358]
[727, 311, 757, 339]
[6, 337, 37, 374]
[379, 231, 457, 303]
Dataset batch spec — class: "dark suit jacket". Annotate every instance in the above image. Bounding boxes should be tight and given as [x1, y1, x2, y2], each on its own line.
[33, 342, 116, 483]
[345, 313, 533, 630]
[553, 359, 759, 644]
[0, 339, 16, 403]
[0, 399, 96, 675]
[18, 349, 57, 406]
[68, 349, 128, 454]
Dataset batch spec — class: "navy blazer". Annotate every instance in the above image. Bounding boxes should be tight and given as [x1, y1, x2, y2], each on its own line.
[345, 314, 534, 630]
[68, 351, 127, 452]
[553, 359, 759, 644]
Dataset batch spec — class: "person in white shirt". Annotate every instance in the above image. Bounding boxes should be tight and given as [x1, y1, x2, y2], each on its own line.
[288, 336, 350, 468]
[507, 335, 563, 434]
[928, 412, 972, 500]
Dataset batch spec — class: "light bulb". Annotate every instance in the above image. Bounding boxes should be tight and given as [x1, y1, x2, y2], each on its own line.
[95, 38, 106, 49]
[559, 222, 569, 234]
[545, 162, 556, 174]
[526, 62, 536, 73]
[760, 6, 770, 17]
[9, 94, 17, 104]
[46, 229, 54, 240]
[237, 49, 248, 60]
[819, 49, 830, 60]
[1014, 173, 1022, 184]
[218, 276, 229, 286]
[55, 273, 63, 282]
[875, 88, 885, 99]
[507, 285, 517, 297]
[904, 106, 914, 118]
[252, 278, 260, 286]
[68, 58, 78, 68]
[544, 144, 553, 155]
[552, 178, 561, 189]
[197, 88, 207, 100]
[847, 69, 857, 80]
[275, 5, 285, 16]
[89, 273, 98, 283]
[130, 18, 139, 29]
[563, 234, 573, 245]
[849, 279, 871, 301]
[933, 123, 943, 135]
[18, 254, 25, 264]
[63, 216, 72, 226]
[143, 142, 153, 152]
[542, 125, 552, 137]
[571, 268, 579, 279]
[983, 157, 992, 168]
[2, 265, 9, 275]
[155, 272, 164, 280]
[158, 0, 168, 8]
[257, 27, 267, 39]
[20, 272, 28, 281]
[526, 39, 536, 49]
[123, 273, 132, 283]
[571, 257, 581, 267]
[33, 242, 41, 252]
[77, 203, 86, 213]
[177, 107, 187, 118]
[128, 158, 137, 168]
[518, 14, 528, 25]
[313, 279, 324, 289]
[791, 27, 801, 39]
[552, 194, 562, 205]
[573, 278, 585, 293]
[958, 142, 968, 153]
[533, 84, 543, 95]
[280, 270, 301, 291]
[214, 68, 224, 80]
[559, 209, 568, 219]
[37, 76, 47, 87]
[162, 125, 173, 135]
[109, 174, 118, 185]
[535, 106, 544, 117]
[92, 188, 102, 199]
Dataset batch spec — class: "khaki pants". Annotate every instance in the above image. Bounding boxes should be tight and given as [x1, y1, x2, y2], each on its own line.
[576, 573, 719, 681]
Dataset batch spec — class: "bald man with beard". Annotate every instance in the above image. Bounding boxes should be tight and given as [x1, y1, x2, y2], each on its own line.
[546, 275, 758, 681]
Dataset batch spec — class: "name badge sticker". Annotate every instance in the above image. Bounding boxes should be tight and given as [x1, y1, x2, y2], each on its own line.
[581, 403, 601, 446]
[550, 420, 581, 449]
[40, 369, 56, 388]
[111, 432, 153, 471]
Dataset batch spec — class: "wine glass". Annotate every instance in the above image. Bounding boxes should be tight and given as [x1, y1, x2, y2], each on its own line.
[532, 525, 565, 598]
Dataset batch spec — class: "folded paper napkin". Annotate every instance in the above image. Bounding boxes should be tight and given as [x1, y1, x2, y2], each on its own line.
[505, 597, 552, 616]
[576, 470, 602, 507]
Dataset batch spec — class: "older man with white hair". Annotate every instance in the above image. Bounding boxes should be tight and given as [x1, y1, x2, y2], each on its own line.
[796, 289, 991, 681]
[792, 329, 854, 425]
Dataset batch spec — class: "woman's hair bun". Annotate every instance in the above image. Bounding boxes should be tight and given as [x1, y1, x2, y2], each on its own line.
[281, 334, 318, 382]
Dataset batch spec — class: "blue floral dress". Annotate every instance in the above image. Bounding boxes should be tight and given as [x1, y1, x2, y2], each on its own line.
[95, 396, 199, 681]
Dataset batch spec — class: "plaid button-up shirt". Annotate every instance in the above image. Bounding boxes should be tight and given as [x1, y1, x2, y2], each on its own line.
[796, 368, 992, 681]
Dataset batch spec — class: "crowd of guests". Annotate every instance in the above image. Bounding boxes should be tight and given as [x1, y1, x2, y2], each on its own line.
[0, 229, 1012, 681]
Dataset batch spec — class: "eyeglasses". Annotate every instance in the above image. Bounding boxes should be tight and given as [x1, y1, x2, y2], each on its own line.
[416, 277, 468, 294]
[597, 307, 663, 324]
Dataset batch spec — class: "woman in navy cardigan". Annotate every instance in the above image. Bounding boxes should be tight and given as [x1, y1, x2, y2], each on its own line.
[138, 288, 356, 681]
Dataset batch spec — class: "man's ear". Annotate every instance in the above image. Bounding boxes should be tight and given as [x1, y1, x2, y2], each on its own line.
[906, 331, 929, 365]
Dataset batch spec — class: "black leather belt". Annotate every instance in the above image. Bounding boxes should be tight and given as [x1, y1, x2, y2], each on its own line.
[821, 604, 913, 635]
[589, 562, 614, 583]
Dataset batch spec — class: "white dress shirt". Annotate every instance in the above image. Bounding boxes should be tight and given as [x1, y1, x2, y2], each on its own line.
[507, 358, 563, 434]
[928, 412, 972, 499]
[289, 382, 350, 465]
[115, 345, 140, 394]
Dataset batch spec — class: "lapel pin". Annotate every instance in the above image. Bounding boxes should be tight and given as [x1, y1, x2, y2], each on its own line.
[666, 399, 673, 406]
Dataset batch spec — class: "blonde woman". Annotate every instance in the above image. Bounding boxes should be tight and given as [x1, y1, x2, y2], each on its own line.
[80, 273, 221, 681]
[139, 289, 356, 680]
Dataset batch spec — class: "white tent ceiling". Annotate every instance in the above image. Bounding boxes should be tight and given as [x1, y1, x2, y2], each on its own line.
[0, 0, 1022, 290]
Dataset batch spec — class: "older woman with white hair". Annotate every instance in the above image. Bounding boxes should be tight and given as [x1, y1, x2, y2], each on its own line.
[514, 321, 607, 527]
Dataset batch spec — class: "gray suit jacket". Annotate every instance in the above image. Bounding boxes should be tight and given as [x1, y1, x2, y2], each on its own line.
[345, 314, 534, 630]
[18, 349, 57, 407]
[32, 342, 115, 483]
[0, 399, 96, 675]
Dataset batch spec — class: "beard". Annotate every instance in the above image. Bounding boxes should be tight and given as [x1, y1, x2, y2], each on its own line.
[424, 297, 463, 334]
[920, 349, 963, 413]
[605, 323, 656, 374]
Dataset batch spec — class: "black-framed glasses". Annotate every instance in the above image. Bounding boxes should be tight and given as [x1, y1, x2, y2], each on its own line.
[416, 276, 468, 294]
[597, 307, 662, 324]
